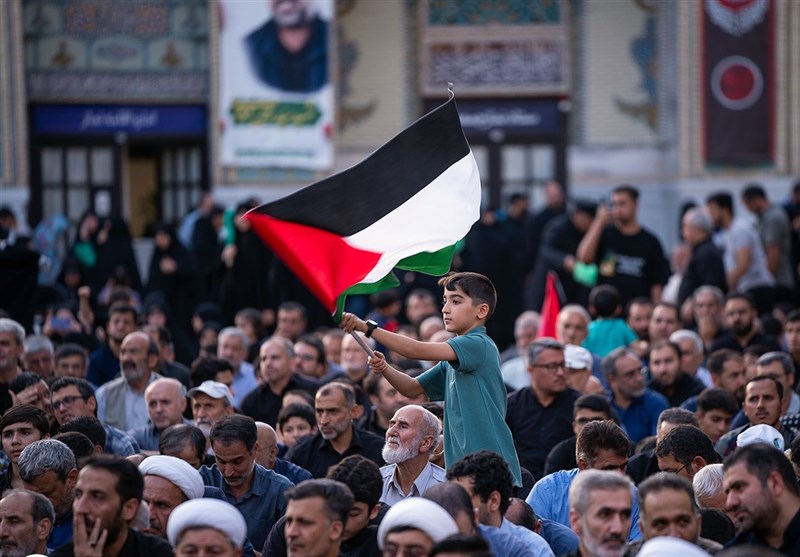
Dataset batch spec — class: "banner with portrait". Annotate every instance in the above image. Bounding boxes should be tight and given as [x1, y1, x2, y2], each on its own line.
[219, 0, 333, 170]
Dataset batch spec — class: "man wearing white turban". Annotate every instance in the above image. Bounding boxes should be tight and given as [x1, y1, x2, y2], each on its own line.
[377, 497, 459, 555]
[167, 498, 247, 557]
[139, 455, 204, 538]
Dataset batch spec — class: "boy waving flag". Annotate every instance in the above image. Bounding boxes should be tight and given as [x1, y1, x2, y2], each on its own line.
[243, 92, 480, 320]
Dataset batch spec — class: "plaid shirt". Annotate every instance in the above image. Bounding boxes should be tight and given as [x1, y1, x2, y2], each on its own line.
[103, 424, 140, 456]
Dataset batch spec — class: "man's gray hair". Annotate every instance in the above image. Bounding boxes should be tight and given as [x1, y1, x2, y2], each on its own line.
[219, 326, 250, 349]
[684, 208, 713, 234]
[692, 463, 724, 508]
[24, 334, 54, 355]
[757, 351, 795, 377]
[693, 286, 724, 305]
[145, 377, 187, 400]
[569, 469, 633, 516]
[264, 335, 296, 359]
[601, 347, 641, 379]
[558, 304, 591, 325]
[669, 329, 703, 354]
[525, 338, 564, 367]
[514, 311, 540, 335]
[415, 405, 442, 442]
[0, 318, 25, 346]
[18, 439, 77, 483]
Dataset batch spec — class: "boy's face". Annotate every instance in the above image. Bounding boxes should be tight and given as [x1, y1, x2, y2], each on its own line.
[442, 286, 486, 335]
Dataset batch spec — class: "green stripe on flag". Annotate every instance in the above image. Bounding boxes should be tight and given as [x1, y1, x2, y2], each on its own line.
[332, 243, 459, 322]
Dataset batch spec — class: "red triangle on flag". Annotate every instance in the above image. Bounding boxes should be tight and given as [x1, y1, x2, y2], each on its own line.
[538, 272, 563, 339]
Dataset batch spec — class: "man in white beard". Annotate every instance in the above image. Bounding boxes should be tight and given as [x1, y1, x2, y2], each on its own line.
[379, 404, 445, 505]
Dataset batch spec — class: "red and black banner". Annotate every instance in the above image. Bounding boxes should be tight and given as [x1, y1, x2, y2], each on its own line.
[703, 0, 773, 165]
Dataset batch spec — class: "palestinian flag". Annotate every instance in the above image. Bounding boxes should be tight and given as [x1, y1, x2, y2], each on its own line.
[244, 95, 481, 320]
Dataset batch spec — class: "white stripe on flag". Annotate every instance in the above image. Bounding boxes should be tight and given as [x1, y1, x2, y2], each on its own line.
[344, 151, 481, 284]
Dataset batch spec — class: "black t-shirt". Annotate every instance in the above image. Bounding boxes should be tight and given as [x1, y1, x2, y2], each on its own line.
[596, 226, 668, 305]
[506, 387, 579, 480]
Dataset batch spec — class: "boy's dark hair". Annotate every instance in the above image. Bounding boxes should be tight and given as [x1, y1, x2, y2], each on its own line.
[82, 454, 144, 503]
[654, 425, 719, 466]
[53, 431, 95, 462]
[785, 308, 800, 324]
[210, 415, 257, 452]
[612, 184, 640, 202]
[282, 389, 315, 408]
[589, 285, 622, 318]
[696, 387, 739, 416]
[576, 420, 631, 463]
[277, 403, 317, 430]
[0, 405, 50, 437]
[9, 372, 44, 394]
[573, 394, 612, 419]
[741, 184, 767, 201]
[724, 444, 799, 498]
[327, 454, 382, 508]
[706, 192, 734, 214]
[438, 272, 497, 319]
[190, 356, 235, 388]
[60, 415, 107, 449]
[446, 450, 513, 514]
[54, 343, 87, 366]
[159, 424, 206, 463]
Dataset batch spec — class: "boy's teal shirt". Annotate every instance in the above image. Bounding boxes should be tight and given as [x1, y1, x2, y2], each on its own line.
[417, 325, 523, 486]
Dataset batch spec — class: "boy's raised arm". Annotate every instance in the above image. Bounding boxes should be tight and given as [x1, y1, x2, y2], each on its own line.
[340, 313, 456, 362]
[367, 350, 426, 398]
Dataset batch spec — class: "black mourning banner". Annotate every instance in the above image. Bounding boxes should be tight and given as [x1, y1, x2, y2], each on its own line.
[704, 0, 773, 165]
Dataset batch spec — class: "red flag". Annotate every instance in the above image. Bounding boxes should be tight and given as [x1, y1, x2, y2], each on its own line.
[538, 272, 563, 338]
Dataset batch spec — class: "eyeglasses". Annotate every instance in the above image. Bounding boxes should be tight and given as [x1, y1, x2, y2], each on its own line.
[661, 461, 690, 475]
[531, 361, 567, 373]
[51, 395, 86, 410]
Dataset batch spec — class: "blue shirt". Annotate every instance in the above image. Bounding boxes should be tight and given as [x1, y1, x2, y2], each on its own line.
[272, 458, 312, 485]
[232, 362, 258, 408]
[478, 524, 545, 557]
[526, 468, 642, 541]
[499, 519, 555, 557]
[200, 463, 293, 549]
[48, 510, 73, 553]
[610, 389, 669, 444]
[417, 326, 522, 486]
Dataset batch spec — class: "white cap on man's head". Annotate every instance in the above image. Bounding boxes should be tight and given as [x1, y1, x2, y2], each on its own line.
[166, 498, 246, 548]
[187, 380, 234, 406]
[377, 497, 458, 550]
[638, 536, 711, 557]
[737, 424, 784, 451]
[138, 455, 205, 500]
[565, 344, 592, 370]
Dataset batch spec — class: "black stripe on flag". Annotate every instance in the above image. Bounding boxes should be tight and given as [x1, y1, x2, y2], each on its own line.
[254, 97, 470, 237]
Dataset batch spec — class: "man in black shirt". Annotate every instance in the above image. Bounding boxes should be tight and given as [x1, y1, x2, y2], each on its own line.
[709, 293, 780, 354]
[678, 208, 727, 307]
[286, 382, 384, 478]
[0, 318, 25, 415]
[724, 444, 800, 554]
[506, 338, 579, 480]
[577, 185, 668, 306]
[241, 337, 317, 427]
[647, 341, 704, 407]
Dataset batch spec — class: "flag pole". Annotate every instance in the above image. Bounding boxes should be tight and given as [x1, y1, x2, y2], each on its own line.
[350, 331, 375, 358]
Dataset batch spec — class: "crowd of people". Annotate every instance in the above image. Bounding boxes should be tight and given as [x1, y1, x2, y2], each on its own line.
[0, 180, 800, 556]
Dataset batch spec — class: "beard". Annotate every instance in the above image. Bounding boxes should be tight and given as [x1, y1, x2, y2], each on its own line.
[382, 433, 423, 464]
[731, 320, 753, 338]
[580, 518, 627, 557]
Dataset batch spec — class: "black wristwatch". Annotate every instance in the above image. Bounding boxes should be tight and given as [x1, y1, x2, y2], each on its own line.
[365, 319, 379, 338]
